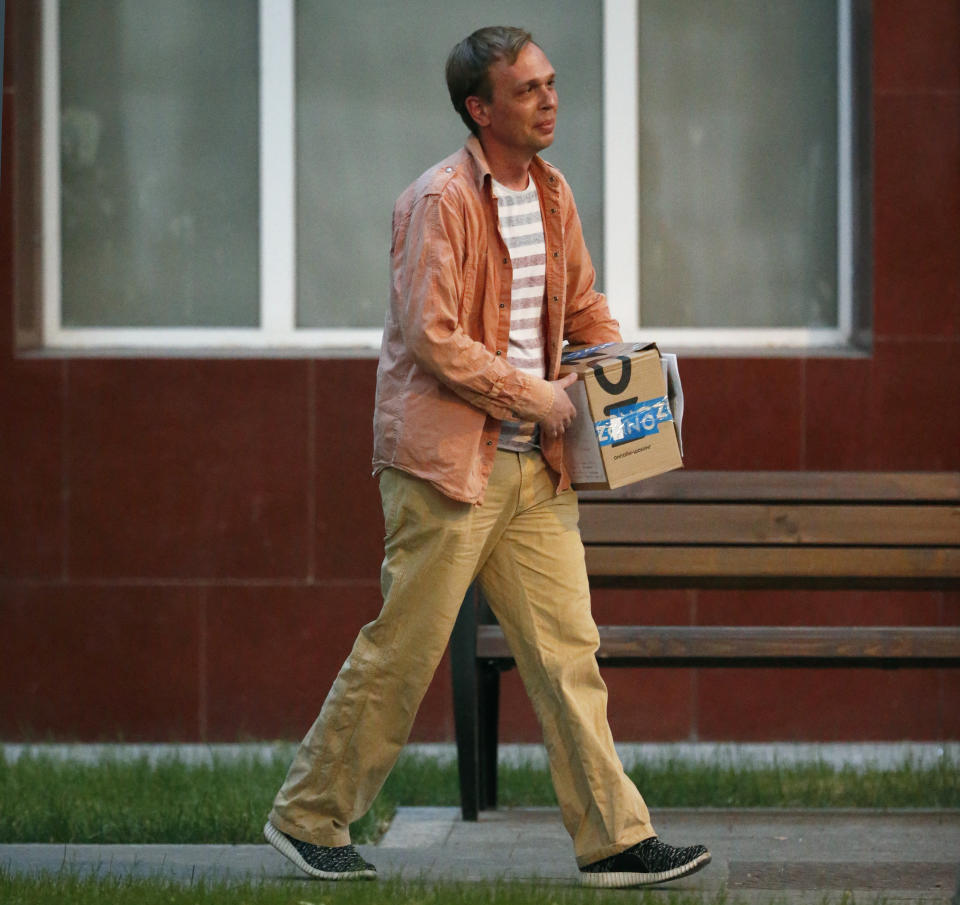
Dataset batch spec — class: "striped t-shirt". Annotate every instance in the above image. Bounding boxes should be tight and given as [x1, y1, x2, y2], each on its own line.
[492, 177, 547, 452]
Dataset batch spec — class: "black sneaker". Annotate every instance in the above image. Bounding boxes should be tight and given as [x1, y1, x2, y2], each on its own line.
[579, 836, 711, 888]
[263, 820, 377, 880]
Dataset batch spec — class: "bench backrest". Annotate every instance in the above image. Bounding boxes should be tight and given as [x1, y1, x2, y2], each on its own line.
[577, 471, 960, 589]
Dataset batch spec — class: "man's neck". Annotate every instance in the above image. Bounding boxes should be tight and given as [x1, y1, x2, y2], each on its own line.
[479, 140, 534, 191]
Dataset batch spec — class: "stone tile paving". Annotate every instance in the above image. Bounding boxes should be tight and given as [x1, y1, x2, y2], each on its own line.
[2, 807, 958, 903]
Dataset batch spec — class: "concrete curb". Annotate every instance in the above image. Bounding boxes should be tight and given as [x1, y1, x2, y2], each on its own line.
[4, 741, 959, 769]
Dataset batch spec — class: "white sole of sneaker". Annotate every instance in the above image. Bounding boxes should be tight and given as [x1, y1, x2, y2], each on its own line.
[263, 821, 377, 881]
[579, 851, 712, 888]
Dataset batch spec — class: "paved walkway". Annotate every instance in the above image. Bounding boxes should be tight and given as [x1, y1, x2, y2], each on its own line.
[3, 808, 959, 903]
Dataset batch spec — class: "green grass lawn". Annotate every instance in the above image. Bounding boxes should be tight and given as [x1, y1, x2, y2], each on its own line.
[2, 751, 956, 905]
[1, 749, 957, 846]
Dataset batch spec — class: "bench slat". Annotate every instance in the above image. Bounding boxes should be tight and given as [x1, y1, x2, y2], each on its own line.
[476, 625, 960, 661]
[584, 545, 960, 582]
[578, 503, 960, 546]
[578, 471, 960, 503]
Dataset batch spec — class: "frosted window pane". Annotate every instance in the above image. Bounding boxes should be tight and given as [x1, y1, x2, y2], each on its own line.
[60, 1, 259, 327]
[295, 1, 602, 329]
[638, 0, 838, 328]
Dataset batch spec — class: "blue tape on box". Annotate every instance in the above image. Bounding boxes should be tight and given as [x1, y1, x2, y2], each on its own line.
[560, 342, 619, 363]
[594, 396, 673, 447]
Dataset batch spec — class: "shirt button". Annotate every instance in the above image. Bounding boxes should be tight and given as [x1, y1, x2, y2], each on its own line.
[553, 296, 559, 302]
[553, 251, 559, 258]
[502, 257, 508, 264]
[551, 208, 558, 214]
[445, 167, 453, 172]
[499, 303, 505, 309]
[496, 350, 502, 356]
[486, 440, 493, 446]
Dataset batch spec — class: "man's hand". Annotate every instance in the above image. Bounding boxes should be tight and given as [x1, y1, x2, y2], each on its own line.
[541, 372, 578, 440]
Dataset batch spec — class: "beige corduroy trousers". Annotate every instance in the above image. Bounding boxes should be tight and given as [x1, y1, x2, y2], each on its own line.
[269, 449, 656, 867]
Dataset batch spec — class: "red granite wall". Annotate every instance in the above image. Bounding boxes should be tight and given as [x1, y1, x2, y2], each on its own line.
[1, 0, 957, 742]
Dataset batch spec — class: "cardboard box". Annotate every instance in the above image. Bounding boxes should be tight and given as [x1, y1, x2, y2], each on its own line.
[558, 342, 684, 490]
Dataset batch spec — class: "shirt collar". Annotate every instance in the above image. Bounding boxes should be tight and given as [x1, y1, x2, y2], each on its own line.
[464, 134, 552, 196]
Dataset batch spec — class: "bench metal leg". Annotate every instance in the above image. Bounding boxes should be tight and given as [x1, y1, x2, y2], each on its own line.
[451, 583, 481, 821]
[452, 582, 505, 819]
[478, 660, 500, 810]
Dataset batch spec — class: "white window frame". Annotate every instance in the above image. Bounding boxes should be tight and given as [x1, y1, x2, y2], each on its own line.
[603, 0, 856, 350]
[40, 0, 856, 353]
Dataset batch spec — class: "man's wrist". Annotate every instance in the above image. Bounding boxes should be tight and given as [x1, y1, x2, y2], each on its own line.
[545, 381, 557, 417]
[531, 377, 556, 422]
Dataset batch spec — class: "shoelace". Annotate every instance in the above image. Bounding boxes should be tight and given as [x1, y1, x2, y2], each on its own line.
[631, 837, 706, 869]
[287, 835, 373, 872]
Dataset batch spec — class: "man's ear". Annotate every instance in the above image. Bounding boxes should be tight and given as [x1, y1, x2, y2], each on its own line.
[464, 95, 490, 130]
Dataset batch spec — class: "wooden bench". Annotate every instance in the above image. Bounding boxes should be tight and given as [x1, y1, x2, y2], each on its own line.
[450, 470, 960, 820]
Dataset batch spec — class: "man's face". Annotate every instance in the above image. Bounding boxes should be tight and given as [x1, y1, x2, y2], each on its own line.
[470, 43, 558, 157]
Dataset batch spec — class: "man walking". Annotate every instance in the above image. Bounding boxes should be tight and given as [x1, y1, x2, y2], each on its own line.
[264, 26, 711, 889]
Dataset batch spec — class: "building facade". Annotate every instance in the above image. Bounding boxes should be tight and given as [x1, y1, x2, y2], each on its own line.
[1, 1, 958, 743]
